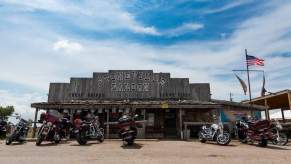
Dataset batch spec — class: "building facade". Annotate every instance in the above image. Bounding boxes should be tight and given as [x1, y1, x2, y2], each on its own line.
[31, 70, 264, 139]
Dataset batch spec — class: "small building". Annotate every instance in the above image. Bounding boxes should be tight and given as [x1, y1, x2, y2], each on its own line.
[31, 70, 264, 139]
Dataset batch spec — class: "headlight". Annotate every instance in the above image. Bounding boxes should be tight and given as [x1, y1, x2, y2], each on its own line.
[276, 124, 283, 130]
[47, 122, 53, 127]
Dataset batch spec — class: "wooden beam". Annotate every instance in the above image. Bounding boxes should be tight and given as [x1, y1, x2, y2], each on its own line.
[32, 108, 39, 138]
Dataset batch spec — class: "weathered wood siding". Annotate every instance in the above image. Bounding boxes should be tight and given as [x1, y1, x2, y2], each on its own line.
[48, 70, 211, 102]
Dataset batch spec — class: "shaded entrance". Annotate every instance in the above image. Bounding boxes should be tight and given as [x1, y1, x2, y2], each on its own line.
[164, 109, 177, 138]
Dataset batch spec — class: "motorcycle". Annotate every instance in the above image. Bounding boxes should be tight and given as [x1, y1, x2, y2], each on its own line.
[235, 119, 274, 147]
[59, 117, 72, 139]
[5, 117, 29, 145]
[36, 112, 62, 146]
[198, 123, 231, 145]
[0, 119, 8, 139]
[271, 120, 288, 146]
[118, 114, 138, 146]
[74, 116, 104, 145]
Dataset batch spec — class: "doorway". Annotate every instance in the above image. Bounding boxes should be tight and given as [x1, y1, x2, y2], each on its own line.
[164, 109, 177, 138]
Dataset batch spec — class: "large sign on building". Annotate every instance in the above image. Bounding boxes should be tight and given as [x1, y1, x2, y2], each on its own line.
[48, 70, 210, 102]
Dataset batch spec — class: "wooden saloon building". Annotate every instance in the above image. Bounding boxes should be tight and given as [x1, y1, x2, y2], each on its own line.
[31, 70, 264, 139]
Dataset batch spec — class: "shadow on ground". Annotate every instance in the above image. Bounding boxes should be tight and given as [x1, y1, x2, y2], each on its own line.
[70, 141, 103, 146]
[257, 145, 290, 150]
[200, 141, 237, 147]
[121, 143, 143, 149]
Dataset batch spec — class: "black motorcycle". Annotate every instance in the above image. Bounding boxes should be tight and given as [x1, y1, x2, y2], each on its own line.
[0, 119, 8, 139]
[198, 123, 231, 145]
[74, 116, 104, 145]
[118, 114, 138, 145]
[6, 118, 29, 145]
[59, 118, 72, 139]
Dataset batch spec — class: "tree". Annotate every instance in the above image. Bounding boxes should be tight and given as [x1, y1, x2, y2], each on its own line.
[0, 106, 14, 120]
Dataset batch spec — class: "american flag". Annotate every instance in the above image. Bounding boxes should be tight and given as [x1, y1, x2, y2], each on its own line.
[246, 55, 264, 66]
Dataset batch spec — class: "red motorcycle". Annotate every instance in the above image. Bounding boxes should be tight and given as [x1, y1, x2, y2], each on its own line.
[236, 119, 274, 147]
[118, 114, 138, 145]
[36, 112, 62, 146]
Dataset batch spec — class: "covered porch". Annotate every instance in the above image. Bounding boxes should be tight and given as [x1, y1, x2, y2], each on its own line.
[31, 100, 221, 139]
[242, 89, 291, 122]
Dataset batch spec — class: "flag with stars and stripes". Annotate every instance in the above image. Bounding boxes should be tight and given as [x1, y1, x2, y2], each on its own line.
[246, 55, 264, 66]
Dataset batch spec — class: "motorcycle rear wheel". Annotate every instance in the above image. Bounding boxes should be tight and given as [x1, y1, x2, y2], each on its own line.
[198, 131, 206, 143]
[272, 133, 288, 146]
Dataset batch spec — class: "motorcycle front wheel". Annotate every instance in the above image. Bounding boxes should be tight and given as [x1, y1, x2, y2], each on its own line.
[98, 135, 104, 143]
[75, 131, 88, 145]
[36, 135, 44, 146]
[259, 138, 268, 147]
[5, 137, 12, 145]
[54, 134, 61, 144]
[124, 134, 134, 145]
[216, 132, 231, 145]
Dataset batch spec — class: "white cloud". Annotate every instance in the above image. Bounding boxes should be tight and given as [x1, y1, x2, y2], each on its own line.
[0, 0, 160, 35]
[203, 0, 252, 14]
[53, 39, 83, 53]
[163, 22, 204, 37]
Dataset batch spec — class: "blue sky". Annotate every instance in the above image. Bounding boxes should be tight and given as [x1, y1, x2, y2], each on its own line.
[0, 0, 291, 119]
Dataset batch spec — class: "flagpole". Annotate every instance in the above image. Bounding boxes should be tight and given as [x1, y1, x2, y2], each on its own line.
[245, 49, 252, 105]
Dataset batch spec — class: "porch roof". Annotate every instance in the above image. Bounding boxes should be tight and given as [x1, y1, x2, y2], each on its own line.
[31, 99, 263, 110]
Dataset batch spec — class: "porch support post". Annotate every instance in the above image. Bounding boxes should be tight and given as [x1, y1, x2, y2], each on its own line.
[32, 108, 39, 138]
[106, 109, 110, 139]
[281, 108, 286, 123]
[264, 99, 270, 120]
[179, 108, 183, 140]
[142, 109, 146, 139]
[288, 92, 291, 110]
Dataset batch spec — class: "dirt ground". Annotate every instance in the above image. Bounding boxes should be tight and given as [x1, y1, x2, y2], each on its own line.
[0, 140, 290, 164]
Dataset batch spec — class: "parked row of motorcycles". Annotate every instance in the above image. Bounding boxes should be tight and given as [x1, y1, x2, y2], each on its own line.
[198, 118, 288, 147]
[1, 114, 289, 147]
[1, 112, 139, 146]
